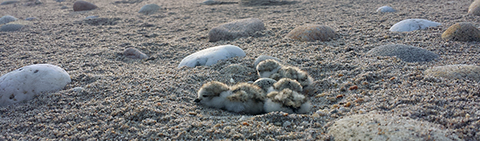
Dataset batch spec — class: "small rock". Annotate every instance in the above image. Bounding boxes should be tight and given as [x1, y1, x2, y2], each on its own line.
[0, 0, 18, 5]
[376, 6, 396, 12]
[138, 4, 160, 15]
[123, 48, 148, 59]
[25, 17, 37, 21]
[0, 15, 17, 24]
[72, 87, 84, 92]
[468, 0, 480, 15]
[389, 19, 441, 32]
[73, 1, 98, 12]
[178, 45, 246, 68]
[0, 64, 71, 107]
[286, 25, 337, 42]
[425, 64, 480, 81]
[0, 23, 24, 32]
[441, 22, 480, 42]
[61, 6, 68, 9]
[85, 15, 98, 19]
[56, 0, 65, 2]
[208, 18, 266, 42]
[202, 0, 219, 5]
[367, 44, 438, 62]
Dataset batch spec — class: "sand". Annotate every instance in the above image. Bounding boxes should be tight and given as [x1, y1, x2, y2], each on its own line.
[0, 0, 479, 140]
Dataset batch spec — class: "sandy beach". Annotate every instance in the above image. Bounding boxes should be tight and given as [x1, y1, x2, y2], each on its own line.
[1, 0, 479, 140]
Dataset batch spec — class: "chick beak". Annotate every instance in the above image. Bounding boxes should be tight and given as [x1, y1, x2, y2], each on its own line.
[193, 98, 201, 103]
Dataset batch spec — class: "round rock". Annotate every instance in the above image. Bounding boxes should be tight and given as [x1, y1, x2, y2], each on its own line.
[389, 19, 441, 32]
[425, 64, 480, 81]
[0, 0, 19, 5]
[138, 4, 160, 15]
[441, 22, 480, 42]
[178, 45, 246, 68]
[376, 6, 396, 12]
[468, 0, 480, 15]
[328, 113, 461, 141]
[0, 15, 17, 25]
[0, 23, 24, 32]
[73, 1, 98, 12]
[367, 44, 438, 62]
[286, 25, 336, 42]
[0, 64, 71, 107]
[124, 47, 148, 59]
[208, 18, 266, 42]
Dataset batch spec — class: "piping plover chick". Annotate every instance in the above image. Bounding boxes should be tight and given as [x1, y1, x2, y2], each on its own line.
[273, 78, 303, 92]
[253, 78, 277, 93]
[225, 83, 266, 114]
[195, 81, 232, 110]
[278, 66, 314, 89]
[256, 59, 283, 78]
[264, 89, 312, 114]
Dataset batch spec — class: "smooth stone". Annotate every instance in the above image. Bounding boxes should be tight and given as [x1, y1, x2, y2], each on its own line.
[0, 64, 71, 107]
[254, 55, 282, 67]
[25, 17, 37, 21]
[425, 64, 480, 81]
[138, 4, 160, 15]
[208, 18, 266, 42]
[329, 113, 460, 141]
[376, 6, 396, 12]
[178, 45, 246, 68]
[202, 0, 219, 5]
[367, 44, 438, 62]
[73, 1, 97, 12]
[85, 15, 98, 19]
[0, 0, 19, 5]
[0, 23, 24, 32]
[389, 19, 441, 32]
[123, 48, 148, 59]
[286, 25, 337, 42]
[468, 0, 480, 15]
[441, 22, 480, 42]
[0, 15, 17, 24]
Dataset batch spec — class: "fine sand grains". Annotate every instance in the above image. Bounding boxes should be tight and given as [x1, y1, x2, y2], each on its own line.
[0, 0, 480, 140]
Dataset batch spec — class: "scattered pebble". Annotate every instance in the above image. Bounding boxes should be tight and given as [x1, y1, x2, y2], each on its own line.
[24, 0, 41, 6]
[425, 64, 480, 81]
[367, 44, 438, 62]
[441, 22, 480, 42]
[202, 0, 219, 5]
[286, 25, 337, 42]
[60, 6, 68, 9]
[0, 0, 19, 5]
[0, 23, 24, 32]
[85, 15, 98, 19]
[328, 113, 461, 141]
[178, 45, 246, 68]
[389, 19, 441, 32]
[468, 0, 480, 15]
[25, 17, 37, 21]
[138, 4, 160, 15]
[73, 1, 98, 12]
[208, 18, 266, 42]
[72, 87, 84, 92]
[254, 55, 282, 67]
[0, 64, 71, 107]
[0, 15, 17, 24]
[376, 6, 396, 12]
[123, 47, 148, 59]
